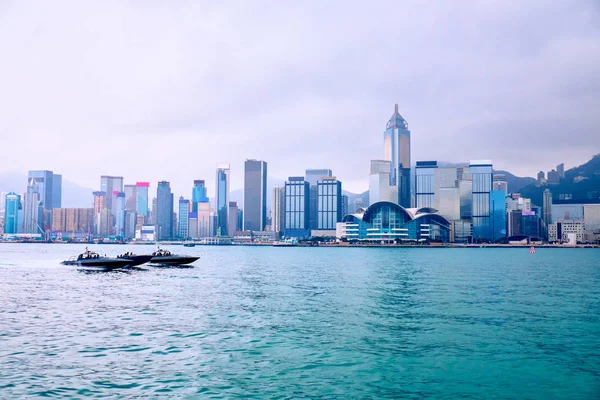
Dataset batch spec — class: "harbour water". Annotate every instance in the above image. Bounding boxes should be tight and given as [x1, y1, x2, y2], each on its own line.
[0, 244, 599, 398]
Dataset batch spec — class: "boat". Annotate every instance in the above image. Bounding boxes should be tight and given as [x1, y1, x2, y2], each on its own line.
[116, 252, 154, 267]
[61, 248, 133, 270]
[273, 238, 298, 247]
[183, 242, 196, 247]
[150, 248, 200, 265]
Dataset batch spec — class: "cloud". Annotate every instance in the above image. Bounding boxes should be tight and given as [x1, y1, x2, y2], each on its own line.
[0, 0, 598, 198]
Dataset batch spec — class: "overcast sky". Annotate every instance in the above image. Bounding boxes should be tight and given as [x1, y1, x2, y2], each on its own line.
[0, 0, 598, 198]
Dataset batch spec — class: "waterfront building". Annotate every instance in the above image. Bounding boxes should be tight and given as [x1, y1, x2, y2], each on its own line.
[93, 191, 106, 235]
[493, 174, 508, 196]
[244, 160, 267, 231]
[124, 211, 136, 239]
[51, 208, 94, 236]
[369, 160, 396, 204]
[228, 201, 239, 235]
[522, 211, 541, 239]
[543, 189, 552, 235]
[339, 202, 450, 242]
[197, 201, 211, 238]
[284, 176, 310, 238]
[135, 225, 155, 242]
[216, 164, 230, 236]
[150, 197, 157, 225]
[115, 192, 126, 238]
[551, 203, 584, 223]
[383, 104, 411, 207]
[306, 169, 333, 230]
[490, 190, 506, 241]
[136, 182, 150, 220]
[317, 177, 342, 230]
[98, 208, 111, 237]
[459, 179, 473, 220]
[124, 184, 137, 211]
[4, 192, 21, 234]
[188, 212, 198, 239]
[341, 195, 348, 220]
[470, 160, 493, 241]
[583, 204, 600, 242]
[156, 181, 174, 240]
[452, 220, 472, 243]
[548, 220, 584, 243]
[272, 186, 285, 236]
[177, 197, 190, 239]
[436, 187, 461, 221]
[415, 161, 437, 208]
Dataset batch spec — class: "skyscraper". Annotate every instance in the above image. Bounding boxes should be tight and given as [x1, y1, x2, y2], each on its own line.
[369, 160, 396, 204]
[124, 184, 137, 211]
[28, 170, 61, 210]
[24, 178, 44, 234]
[100, 176, 124, 212]
[192, 180, 209, 212]
[136, 182, 150, 220]
[470, 160, 493, 241]
[415, 161, 437, 208]
[178, 197, 190, 239]
[557, 163, 565, 178]
[543, 189, 552, 238]
[284, 177, 310, 236]
[228, 201, 239, 235]
[272, 186, 285, 235]
[4, 192, 21, 234]
[156, 181, 174, 240]
[490, 189, 507, 241]
[114, 192, 126, 238]
[493, 174, 508, 196]
[537, 171, 546, 185]
[244, 160, 267, 231]
[383, 104, 411, 207]
[216, 164, 230, 236]
[306, 168, 332, 230]
[93, 191, 107, 235]
[316, 177, 342, 230]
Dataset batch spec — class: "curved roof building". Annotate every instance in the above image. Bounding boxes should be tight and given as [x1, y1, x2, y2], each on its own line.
[340, 201, 450, 242]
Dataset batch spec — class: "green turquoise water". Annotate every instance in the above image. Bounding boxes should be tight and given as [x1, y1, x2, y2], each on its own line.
[0, 244, 599, 398]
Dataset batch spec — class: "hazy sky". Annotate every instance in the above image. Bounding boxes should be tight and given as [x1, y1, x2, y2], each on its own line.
[1, 0, 599, 198]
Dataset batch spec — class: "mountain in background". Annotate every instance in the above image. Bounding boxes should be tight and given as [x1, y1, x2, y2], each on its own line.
[519, 154, 600, 206]
[0, 171, 94, 208]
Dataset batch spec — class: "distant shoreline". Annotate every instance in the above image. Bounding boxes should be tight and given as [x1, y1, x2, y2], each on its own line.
[1, 242, 598, 249]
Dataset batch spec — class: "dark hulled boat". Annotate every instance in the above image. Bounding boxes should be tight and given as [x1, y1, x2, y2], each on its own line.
[150, 248, 199, 265]
[62, 248, 133, 270]
[116, 252, 154, 267]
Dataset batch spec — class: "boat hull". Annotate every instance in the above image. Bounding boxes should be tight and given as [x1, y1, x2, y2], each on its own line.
[150, 256, 200, 265]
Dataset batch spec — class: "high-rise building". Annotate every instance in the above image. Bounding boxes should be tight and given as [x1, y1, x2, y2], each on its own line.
[150, 197, 157, 225]
[244, 160, 267, 231]
[4, 192, 21, 234]
[547, 170, 560, 185]
[543, 189, 553, 229]
[100, 175, 124, 213]
[415, 161, 437, 208]
[93, 191, 106, 235]
[197, 202, 211, 238]
[272, 186, 285, 235]
[305, 169, 333, 186]
[156, 181, 174, 240]
[341, 195, 349, 218]
[136, 182, 150, 219]
[124, 184, 137, 211]
[284, 177, 310, 236]
[383, 104, 411, 207]
[306, 169, 333, 230]
[114, 192, 126, 238]
[490, 189, 507, 241]
[369, 160, 396, 204]
[437, 187, 460, 221]
[28, 170, 61, 210]
[316, 177, 342, 230]
[177, 197, 190, 239]
[557, 163, 565, 178]
[228, 201, 239, 235]
[216, 164, 230, 236]
[493, 174, 508, 196]
[537, 171, 546, 185]
[470, 160, 493, 241]
[192, 180, 209, 212]
[24, 178, 44, 234]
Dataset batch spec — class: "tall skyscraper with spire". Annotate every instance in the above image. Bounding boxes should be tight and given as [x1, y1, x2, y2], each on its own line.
[383, 104, 411, 207]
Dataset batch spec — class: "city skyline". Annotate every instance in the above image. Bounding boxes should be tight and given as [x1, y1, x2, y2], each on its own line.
[0, 1, 598, 197]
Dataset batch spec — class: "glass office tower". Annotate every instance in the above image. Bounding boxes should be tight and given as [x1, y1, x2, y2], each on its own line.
[470, 160, 493, 241]
[490, 189, 507, 242]
[383, 104, 411, 207]
[415, 161, 437, 208]
[178, 197, 190, 239]
[156, 181, 173, 240]
[192, 180, 209, 212]
[136, 182, 150, 219]
[284, 177, 310, 234]
[244, 160, 267, 231]
[215, 164, 230, 236]
[4, 192, 21, 234]
[317, 178, 342, 230]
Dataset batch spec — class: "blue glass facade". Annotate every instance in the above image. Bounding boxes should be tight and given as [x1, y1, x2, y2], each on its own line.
[317, 178, 342, 230]
[136, 183, 149, 218]
[383, 104, 411, 208]
[490, 190, 507, 242]
[244, 160, 267, 231]
[192, 180, 209, 212]
[4, 192, 21, 234]
[216, 166, 230, 236]
[341, 202, 451, 242]
[156, 181, 173, 240]
[178, 198, 190, 239]
[284, 177, 310, 231]
[415, 161, 437, 208]
[470, 161, 493, 241]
